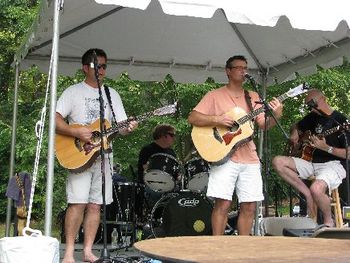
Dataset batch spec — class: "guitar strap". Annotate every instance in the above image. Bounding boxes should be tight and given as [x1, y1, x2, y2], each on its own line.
[244, 90, 257, 139]
[244, 90, 254, 113]
[15, 173, 27, 232]
[15, 173, 26, 212]
[104, 86, 118, 125]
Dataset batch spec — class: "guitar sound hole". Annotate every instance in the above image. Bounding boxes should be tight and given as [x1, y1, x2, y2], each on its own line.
[74, 138, 82, 151]
[230, 122, 239, 133]
[213, 127, 223, 143]
[91, 131, 101, 144]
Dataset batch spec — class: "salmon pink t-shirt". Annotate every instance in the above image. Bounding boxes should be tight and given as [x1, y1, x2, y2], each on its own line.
[193, 85, 266, 164]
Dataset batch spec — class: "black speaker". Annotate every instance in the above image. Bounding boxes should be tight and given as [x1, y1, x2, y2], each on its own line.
[313, 227, 350, 239]
[283, 228, 314, 237]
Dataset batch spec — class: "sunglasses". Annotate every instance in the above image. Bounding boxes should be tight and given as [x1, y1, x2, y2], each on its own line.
[229, 66, 248, 71]
[167, 133, 176, 137]
[97, 64, 107, 70]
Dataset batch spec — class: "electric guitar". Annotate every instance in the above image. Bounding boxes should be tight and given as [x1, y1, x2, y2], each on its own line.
[191, 83, 309, 164]
[287, 121, 350, 161]
[55, 103, 177, 172]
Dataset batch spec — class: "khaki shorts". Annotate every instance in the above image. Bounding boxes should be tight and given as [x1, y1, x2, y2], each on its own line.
[292, 158, 345, 192]
[206, 160, 264, 203]
[66, 156, 113, 204]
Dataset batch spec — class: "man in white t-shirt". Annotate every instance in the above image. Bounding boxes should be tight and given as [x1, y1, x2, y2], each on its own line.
[56, 48, 137, 263]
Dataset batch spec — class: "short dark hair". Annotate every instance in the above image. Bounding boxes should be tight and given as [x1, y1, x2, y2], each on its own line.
[225, 55, 247, 69]
[81, 48, 107, 65]
[152, 124, 175, 140]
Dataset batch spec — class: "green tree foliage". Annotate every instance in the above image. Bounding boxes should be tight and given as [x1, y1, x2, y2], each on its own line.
[0, 0, 38, 100]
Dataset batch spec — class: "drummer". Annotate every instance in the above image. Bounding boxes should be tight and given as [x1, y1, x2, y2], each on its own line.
[137, 124, 179, 205]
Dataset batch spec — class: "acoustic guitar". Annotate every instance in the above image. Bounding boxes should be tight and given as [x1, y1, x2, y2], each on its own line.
[55, 103, 177, 172]
[287, 121, 350, 161]
[191, 83, 309, 164]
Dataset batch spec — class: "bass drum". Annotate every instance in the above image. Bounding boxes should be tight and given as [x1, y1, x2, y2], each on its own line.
[150, 191, 213, 238]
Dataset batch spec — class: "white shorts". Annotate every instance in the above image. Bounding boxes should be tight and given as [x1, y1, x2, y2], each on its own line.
[206, 160, 264, 203]
[66, 157, 113, 204]
[292, 158, 346, 192]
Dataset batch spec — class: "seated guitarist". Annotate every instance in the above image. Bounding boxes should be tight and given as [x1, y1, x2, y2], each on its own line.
[273, 89, 350, 227]
[188, 55, 283, 235]
[56, 48, 137, 263]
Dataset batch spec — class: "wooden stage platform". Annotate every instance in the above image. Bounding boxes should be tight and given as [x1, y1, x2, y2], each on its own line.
[134, 235, 350, 262]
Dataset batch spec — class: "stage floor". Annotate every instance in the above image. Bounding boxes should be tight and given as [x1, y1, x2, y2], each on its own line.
[60, 229, 350, 263]
[134, 235, 350, 263]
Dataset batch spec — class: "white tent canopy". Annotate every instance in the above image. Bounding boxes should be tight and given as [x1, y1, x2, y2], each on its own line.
[7, 0, 350, 236]
[15, 0, 350, 84]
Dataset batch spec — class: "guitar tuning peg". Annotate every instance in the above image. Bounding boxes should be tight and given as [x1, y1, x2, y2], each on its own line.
[303, 82, 310, 90]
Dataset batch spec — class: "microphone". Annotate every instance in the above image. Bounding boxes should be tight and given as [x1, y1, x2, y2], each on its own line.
[244, 73, 254, 81]
[90, 50, 98, 69]
[306, 98, 318, 110]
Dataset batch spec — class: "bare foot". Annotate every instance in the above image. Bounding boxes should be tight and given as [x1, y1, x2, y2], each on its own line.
[62, 254, 75, 263]
[323, 220, 335, 227]
[83, 251, 98, 263]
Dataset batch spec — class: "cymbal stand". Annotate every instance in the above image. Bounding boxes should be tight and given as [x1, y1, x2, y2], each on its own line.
[181, 170, 185, 191]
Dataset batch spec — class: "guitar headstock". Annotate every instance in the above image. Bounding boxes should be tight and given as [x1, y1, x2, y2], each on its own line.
[343, 120, 350, 131]
[153, 102, 178, 116]
[286, 82, 310, 98]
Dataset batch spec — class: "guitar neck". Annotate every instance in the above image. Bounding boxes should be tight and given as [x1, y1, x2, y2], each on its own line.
[237, 93, 287, 125]
[106, 112, 154, 137]
[323, 125, 341, 137]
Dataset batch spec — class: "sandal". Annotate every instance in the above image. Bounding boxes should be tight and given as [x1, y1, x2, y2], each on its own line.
[314, 224, 331, 231]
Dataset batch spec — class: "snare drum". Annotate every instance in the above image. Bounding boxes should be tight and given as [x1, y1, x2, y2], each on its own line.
[184, 158, 209, 192]
[144, 153, 180, 193]
[150, 191, 212, 238]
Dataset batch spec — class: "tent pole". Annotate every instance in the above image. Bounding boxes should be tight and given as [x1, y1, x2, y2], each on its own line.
[44, 0, 61, 236]
[261, 73, 271, 218]
[5, 61, 20, 236]
[254, 72, 267, 235]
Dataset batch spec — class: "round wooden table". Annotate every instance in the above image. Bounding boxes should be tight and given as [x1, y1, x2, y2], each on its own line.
[134, 235, 350, 262]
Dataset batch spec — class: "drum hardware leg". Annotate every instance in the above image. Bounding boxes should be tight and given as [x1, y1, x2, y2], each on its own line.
[112, 184, 124, 223]
[224, 223, 234, 235]
[125, 199, 130, 223]
[180, 166, 186, 191]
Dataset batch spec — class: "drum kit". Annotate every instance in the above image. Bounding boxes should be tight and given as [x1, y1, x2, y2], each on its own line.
[105, 153, 213, 246]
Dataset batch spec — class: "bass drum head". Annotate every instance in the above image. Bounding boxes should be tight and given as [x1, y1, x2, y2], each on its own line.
[151, 191, 212, 237]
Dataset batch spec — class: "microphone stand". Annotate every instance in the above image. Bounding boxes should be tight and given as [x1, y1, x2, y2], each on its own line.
[344, 133, 349, 208]
[129, 165, 137, 247]
[246, 75, 289, 219]
[93, 55, 115, 263]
